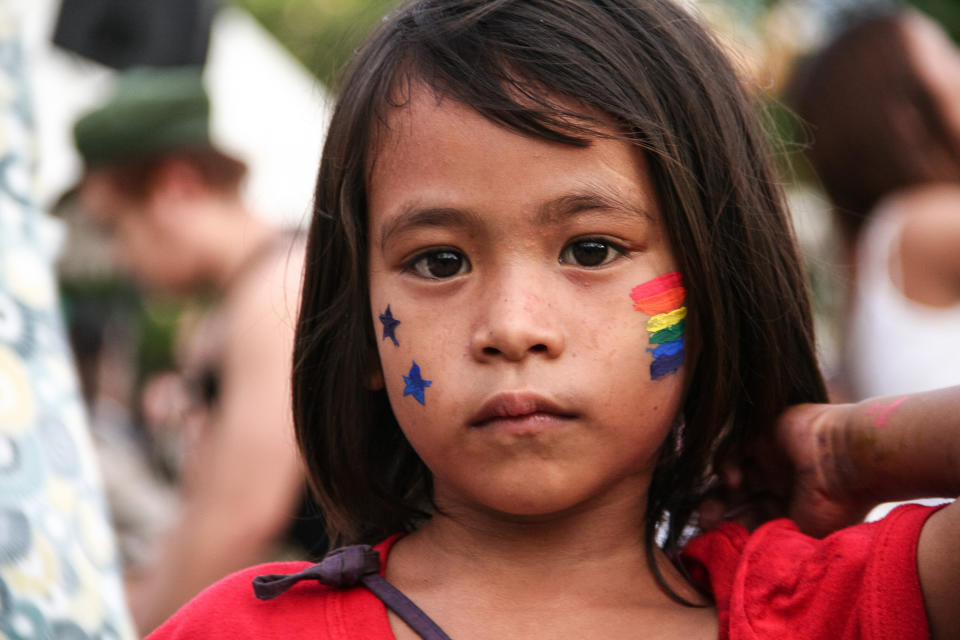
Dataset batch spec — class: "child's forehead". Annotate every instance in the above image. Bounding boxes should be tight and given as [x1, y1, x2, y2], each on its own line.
[375, 82, 472, 144]
[370, 84, 634, 177]
[367, 77, 621, 173]
[365, 83, 665, 242]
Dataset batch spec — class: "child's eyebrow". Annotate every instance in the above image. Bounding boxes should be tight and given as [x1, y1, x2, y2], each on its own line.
[379, 188, 652, 250]
[380, 206, 484, 250]
[535, 188, 654, 226]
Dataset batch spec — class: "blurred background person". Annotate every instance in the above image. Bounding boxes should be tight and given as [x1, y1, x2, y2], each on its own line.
[70, 66, 326, 634]
[22, 1, 331, 634]
[0, 3, 136, 637]
[789, 8, 960, 402]
[63, 276, 182, 586]
[787, 8, 960, 522]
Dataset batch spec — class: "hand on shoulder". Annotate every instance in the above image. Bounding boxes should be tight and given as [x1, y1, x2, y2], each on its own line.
[695, 403, 872, 537]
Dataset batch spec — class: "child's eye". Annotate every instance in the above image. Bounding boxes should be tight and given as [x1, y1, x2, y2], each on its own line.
[558, 238, 627, 268]
[404, 249, 471, 279]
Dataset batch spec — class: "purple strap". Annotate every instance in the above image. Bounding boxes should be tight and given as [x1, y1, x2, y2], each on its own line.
[252, 544, 453, 640]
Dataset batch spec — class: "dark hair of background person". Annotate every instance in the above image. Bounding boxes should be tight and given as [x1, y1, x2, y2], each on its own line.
[88, 147, 247, 201]
[292, 0, 826, 602]
[789, 9, 960, 251]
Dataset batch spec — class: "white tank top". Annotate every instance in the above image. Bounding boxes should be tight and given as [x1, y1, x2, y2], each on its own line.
[847, 207, 960, 400]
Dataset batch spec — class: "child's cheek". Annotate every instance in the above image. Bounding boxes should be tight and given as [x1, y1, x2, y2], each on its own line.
[629, 272, 686, 380]
[378, 304, 401, 347]
[375, 303, 434, 407]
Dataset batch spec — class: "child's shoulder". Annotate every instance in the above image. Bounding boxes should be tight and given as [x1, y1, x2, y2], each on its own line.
[147, 557, 394, 639]
[145, 561, 315, 639]
[682, 504, 941, 640]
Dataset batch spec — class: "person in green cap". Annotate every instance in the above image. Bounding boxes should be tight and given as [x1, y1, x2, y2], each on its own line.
[72, 66, 324, 635]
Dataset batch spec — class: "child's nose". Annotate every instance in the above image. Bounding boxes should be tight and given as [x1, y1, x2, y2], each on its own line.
[469, 271, 565, 362]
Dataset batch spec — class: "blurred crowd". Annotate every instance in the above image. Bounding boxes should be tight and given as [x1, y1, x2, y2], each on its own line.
[1, 0, 959, 636]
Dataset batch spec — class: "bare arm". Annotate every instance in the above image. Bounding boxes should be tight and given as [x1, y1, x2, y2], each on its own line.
[129, 247, 308, 634]
[779, 388, 960, 640]
[894, 186, 960, 306]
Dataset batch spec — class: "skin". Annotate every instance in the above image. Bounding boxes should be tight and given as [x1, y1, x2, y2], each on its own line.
[891, 185, 960, 307]
[367, 86, 715, 640]
[906, 14, 960, 156]
[81, 169, 205, 293]
[777, 390, 960, 640]
[79, 161, 307, 635]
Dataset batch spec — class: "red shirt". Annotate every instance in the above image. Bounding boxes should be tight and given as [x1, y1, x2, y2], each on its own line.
[147, 535, 403, 639]
[149, 505, 938, 639]
[683, 503, 937, 639]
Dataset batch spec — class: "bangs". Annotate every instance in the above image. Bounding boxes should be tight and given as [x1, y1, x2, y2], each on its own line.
[380, 57, 601, 148]
[361, 0, 668, 157]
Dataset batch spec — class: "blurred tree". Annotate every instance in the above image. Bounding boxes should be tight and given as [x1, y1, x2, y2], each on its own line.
[909, 0, 960, 41]
[231, 0, 397, 88]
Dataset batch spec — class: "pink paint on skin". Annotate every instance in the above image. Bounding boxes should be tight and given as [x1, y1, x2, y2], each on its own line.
[864, 396, 907, 428]
[630, 271, 683, 300]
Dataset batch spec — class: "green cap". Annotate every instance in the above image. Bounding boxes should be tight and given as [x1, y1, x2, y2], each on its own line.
[73, 66, 212, 168]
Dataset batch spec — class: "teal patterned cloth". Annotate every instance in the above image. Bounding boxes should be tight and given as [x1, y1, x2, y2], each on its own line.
[0, 9, 137, 640]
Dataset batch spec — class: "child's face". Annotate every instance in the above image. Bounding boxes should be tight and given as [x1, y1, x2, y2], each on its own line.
[367, 85, 685, 519]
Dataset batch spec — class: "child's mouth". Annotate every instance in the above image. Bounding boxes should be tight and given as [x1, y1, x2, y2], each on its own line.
[468, 392, 577, 431]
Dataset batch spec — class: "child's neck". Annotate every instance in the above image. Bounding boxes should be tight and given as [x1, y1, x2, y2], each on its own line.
[419, 496, 650, 569]
[384, 486, 713, 640]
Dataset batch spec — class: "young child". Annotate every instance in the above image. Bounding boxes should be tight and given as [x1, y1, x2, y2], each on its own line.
[147, 0, 959, 638]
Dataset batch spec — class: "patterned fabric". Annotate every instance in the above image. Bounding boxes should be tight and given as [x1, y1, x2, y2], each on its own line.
[0, 8, 136, 640]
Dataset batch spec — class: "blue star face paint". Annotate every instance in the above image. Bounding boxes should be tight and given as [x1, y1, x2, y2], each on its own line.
[379, 305, 401, 346]
[402, 361, 432, 405]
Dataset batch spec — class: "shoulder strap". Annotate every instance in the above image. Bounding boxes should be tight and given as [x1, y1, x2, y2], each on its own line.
[252, 545, 454, 640]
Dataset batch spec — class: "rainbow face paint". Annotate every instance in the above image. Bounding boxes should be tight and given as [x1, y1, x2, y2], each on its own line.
[630, 272, 686, 380]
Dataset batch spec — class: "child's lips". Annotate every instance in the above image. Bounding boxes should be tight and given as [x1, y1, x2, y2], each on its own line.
[468, 392, 578, 430]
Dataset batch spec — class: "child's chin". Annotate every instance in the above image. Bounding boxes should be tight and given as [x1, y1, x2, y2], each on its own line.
[467, 485, 604, 521]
